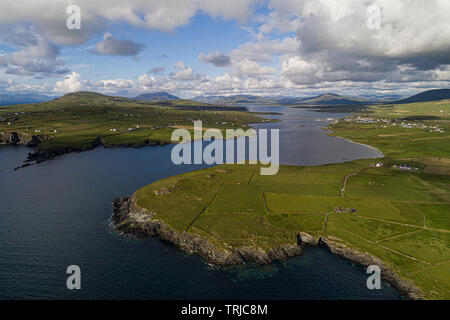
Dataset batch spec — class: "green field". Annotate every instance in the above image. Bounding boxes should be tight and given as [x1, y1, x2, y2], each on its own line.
[132, 99, 450, 299]
[3, 92, 449, 299]
[0, 91, 267, 157]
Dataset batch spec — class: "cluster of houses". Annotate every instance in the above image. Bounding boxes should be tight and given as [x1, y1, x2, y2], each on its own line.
[335, 116, 445, 133]
[110, 125, 144, 132]
[369, 162, 419, 171]
[369, 162, 384, 167]
[389, 120, 444, 132]
[32, 129, 58, 134]
[392, 164, 419, 171]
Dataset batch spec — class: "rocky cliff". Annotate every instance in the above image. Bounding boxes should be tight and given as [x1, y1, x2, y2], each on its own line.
[112, 196, 305, 266]
[0, 131, 42, 147]
[111, 196, 423, 300]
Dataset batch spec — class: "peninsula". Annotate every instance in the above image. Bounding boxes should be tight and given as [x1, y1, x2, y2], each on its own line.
[0, 92, 267, 168]
[112, 99, 450, 300]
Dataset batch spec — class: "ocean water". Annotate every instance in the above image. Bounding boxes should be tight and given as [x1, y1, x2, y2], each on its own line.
[0, 107, 399, 299]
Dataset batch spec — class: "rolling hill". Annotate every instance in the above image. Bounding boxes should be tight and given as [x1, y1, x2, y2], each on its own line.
[393, 89, 450, 104]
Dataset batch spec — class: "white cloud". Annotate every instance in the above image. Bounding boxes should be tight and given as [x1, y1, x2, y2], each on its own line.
[232, 59, 277, 77]
[0, 26, 69, 77]
[230, 37, 300, 63]
[172, 61, 194, 80]
[3, 0, 450, 97]
[0, 0, 259, 45]
[53, 72, 85, 93]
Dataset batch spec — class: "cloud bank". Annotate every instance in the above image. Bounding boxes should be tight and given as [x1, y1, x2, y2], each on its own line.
[2, 0, 450, 97]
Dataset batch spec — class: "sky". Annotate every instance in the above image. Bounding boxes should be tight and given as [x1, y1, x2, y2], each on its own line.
[0, 0, 450, 99]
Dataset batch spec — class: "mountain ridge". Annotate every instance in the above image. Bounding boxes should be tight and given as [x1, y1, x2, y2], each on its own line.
[133, 92, 180, 101]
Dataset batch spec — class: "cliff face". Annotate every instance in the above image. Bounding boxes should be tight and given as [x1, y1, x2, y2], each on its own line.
[111, 196, 423, 300]
[1, 131, 168, 168]
[0, 131, 42, 147]
[317, 237, 423, 300]
[111, 197, 305, 266]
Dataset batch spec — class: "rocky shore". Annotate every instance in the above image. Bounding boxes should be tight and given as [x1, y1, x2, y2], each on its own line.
[111, 196, 423, 300]
[112, 196, 305, 266]
[1, 131, 167, 170]
[0, 131, 43, 147]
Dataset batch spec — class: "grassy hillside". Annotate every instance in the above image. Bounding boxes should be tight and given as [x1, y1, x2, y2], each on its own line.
[0, 91, 267, 157]
[131, 99, 450, 299]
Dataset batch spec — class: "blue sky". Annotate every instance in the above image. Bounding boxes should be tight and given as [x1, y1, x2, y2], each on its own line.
[1, 1, 450, 98]
[66, 13, 254, 81]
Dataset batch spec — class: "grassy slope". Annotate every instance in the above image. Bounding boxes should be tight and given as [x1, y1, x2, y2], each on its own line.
[0, 92, 266, 154]
[134, 99, 450, 299]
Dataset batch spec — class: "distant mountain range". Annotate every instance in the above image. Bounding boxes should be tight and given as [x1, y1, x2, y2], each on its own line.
[133, 92, 180, 101]
[192, 89, 450, 107]
[2, 89, 449, 108]
[0, 93, 57, 106]
[192, 93, 373, 106]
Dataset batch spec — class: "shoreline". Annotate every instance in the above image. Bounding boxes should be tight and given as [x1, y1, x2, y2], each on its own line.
[111, 196, 423, 300]
[1, 128, 257, 170]
[335, 135, 384, 156]
[321, 123, 385, 158]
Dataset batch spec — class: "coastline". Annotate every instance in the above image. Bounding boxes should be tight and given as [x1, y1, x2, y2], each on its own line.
[335, 135, 384, 156]
[111, 195, 423, 300]
[1, 128, 256, 170]
[322, 124, 385, 158]
[0, 131, 170, 170]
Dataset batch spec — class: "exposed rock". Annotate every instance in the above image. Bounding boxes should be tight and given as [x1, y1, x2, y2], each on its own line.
[111, 196, 304, 267]
[111, 196, 424, 300]
[2, 129, 170, 170]
[318, 237, 423, 300]
[26, 135, 42, 148]
[154, 187, 171, 196]
[298, 232, 318, 245]
[0, 131, 43, 146]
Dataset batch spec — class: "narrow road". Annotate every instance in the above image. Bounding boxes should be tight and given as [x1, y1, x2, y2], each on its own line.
[340, 169, 363, 197]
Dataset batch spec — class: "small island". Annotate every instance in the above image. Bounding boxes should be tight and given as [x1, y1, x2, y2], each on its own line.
[112, 100, 450, 300]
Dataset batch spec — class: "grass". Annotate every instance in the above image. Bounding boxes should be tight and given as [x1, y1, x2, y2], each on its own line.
[134, 161, 449, 298]
[5, 92, 448, 298]
[0, 91, 268, 156]
[133, 99, 450, 299]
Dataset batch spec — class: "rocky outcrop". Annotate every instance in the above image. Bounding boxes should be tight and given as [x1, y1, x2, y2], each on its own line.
[111, 196, 423, 300]
[25, 137, 102, 164]
[318, 237, 423, 300]
[111, 196, 305, 267]
[0, 131, 43, 147]
[1, 131, 169, 170]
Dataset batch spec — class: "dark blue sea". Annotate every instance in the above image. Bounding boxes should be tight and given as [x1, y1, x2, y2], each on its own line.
[0, 107, 401, 299]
